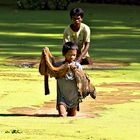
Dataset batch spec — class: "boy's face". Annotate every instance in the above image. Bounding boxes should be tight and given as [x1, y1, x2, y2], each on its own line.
[71, 15, 83, 25]
[65, 50, 77, 63]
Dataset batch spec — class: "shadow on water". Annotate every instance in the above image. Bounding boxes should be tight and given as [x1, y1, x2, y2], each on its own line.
[0, 113, 59, 117]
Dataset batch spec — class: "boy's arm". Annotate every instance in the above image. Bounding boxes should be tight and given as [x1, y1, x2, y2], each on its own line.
[76, 24, 90, 63]
[63, 28, 69, 43]
[76, 42, 90, 63]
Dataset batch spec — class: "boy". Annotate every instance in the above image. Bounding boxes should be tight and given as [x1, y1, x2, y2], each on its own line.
[63, 7, 92, 65]
[55, 42, 82, 117]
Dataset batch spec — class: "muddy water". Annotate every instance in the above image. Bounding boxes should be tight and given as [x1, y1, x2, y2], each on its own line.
[8, 82, 140, 118]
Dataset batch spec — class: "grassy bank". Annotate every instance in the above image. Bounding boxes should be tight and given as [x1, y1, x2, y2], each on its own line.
[0, 3, 140, 62]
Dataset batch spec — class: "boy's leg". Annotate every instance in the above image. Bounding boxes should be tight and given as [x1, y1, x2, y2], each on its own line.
[58, 104, 67, 117]
[67, 107, 77, 116]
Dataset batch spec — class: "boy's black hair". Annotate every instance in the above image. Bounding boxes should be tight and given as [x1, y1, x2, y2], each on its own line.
[70, 7, 84, 18]
[62, 42, 78, 56]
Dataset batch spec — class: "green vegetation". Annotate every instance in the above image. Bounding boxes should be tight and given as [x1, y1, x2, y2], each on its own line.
[0, 3, 140, 62]
[0, 3, 140, 140]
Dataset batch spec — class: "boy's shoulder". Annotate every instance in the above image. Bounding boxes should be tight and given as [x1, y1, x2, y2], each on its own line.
[64, 23, 90, 32]
[80, 23, 90, 30]
[71, 61, 83, 70]
[54, 61, 64, 67]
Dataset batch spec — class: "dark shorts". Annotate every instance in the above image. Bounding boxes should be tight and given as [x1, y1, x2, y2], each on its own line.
[80, 57, 93, 65]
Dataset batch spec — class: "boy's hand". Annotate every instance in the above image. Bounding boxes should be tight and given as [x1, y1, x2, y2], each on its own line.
[69, 64, 76, 70]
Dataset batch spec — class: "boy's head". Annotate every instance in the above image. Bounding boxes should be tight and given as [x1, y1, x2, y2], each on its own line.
[62, 42, 78, 63]
[70, 8, 84, 19]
